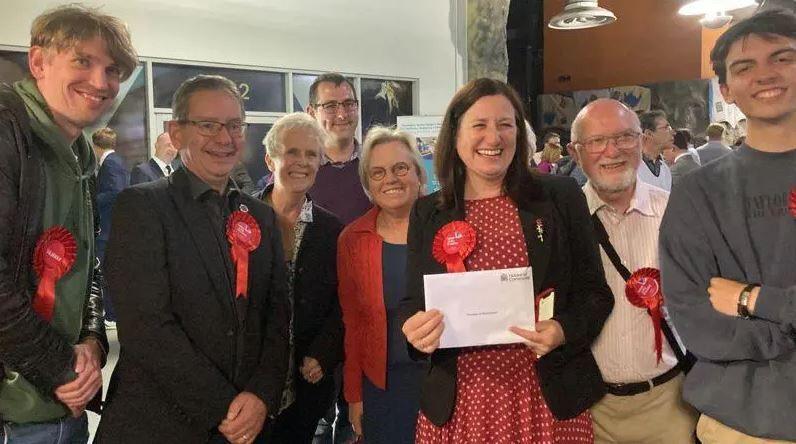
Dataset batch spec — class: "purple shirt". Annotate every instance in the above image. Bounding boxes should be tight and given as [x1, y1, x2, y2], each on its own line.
[308, 158, 372, 225]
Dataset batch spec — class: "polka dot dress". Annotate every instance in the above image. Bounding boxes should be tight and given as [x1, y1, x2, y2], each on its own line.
[415, 196, 593, 443]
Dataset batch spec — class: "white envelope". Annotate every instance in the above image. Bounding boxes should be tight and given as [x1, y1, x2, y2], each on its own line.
[424, 266, 535, 348]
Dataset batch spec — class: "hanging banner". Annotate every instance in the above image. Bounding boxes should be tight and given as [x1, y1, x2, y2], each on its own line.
[397, 115, 443, 193]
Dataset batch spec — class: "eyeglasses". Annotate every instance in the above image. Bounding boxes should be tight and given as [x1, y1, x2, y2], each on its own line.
[369, 162, 411, 181]
[655, 123, 673, 132]
[180, 120, 248, 138]
[575, 131, 641, 154]
[314, 99, 359, 115]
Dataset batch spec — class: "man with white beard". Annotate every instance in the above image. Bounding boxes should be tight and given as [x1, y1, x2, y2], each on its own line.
[569, 99, 698, 443]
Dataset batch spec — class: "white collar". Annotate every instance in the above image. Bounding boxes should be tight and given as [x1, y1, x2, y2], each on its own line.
[99, 150, 114, 167]
[674, 152, 690, 163]
[152, 156, 173, 176]
[583, 179, 656, 217]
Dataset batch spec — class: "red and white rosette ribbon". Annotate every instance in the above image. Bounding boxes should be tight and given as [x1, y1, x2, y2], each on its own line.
[432, 221, 476, 273]
[625, 267, 664, 364]
[789, 187, 796, 219]
[226, 211, 261, 299]
[32, 226, 77, 322]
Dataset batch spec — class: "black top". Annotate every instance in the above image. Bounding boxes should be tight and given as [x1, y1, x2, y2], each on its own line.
[398, 174, 613, 426]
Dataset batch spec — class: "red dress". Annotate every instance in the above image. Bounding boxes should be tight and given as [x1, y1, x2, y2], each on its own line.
[415, 196, 593, 443]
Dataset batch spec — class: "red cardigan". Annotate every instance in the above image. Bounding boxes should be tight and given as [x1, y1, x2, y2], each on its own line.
[337, 207, 388, 403]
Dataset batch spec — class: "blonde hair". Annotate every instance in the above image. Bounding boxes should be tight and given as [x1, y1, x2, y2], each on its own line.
[540, 143, 562, 164]
[91, 127, 117, 149]
[31, 4, 138, 81]
[359, 126, 427, 200]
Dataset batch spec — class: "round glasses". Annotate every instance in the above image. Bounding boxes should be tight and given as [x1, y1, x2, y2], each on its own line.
[369, 162, 411, 181]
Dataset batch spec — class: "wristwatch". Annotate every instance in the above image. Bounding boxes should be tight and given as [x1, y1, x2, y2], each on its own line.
[737, 284, 757, 318]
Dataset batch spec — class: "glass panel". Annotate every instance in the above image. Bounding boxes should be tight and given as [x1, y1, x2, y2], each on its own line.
[152, 63, 286, 113]
[100, 66, 149, 170]
[240, 123, 273, 192]
[292, 73, 317, 112]
[360, 78, 414, 131]
[0, 50, 28, 84]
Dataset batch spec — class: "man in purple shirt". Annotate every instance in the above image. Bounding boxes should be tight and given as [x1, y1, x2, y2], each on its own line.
[306, 73, 372, 225]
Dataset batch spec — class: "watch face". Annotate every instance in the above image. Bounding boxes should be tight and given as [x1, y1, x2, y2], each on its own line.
[737, 286, 754, 318]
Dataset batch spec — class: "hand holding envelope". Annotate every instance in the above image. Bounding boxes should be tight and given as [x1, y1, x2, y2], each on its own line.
[413, 266, 564, 357]
[509, 320, 565, 357]
[402, 309, 445, 355]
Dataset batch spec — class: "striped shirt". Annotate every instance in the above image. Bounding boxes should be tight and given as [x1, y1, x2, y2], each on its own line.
[584, 180, 677, 383]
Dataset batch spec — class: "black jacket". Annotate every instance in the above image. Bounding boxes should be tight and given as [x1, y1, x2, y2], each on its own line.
[290, 204, 344, 375]
[96, 168, 289, 443]
[398, 174, 613, 426]
[0, 84, 106, 407]
[255, 185, 344, 374]
[129, 158, 164, 185]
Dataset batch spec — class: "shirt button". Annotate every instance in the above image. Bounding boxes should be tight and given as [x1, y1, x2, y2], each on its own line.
[226, 329, 235, 337]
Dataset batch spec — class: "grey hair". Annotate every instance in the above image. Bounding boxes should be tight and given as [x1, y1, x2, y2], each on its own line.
[359, 126, 427, 200]
[171, 75, 244, 121]
[263, 112, 326, 158]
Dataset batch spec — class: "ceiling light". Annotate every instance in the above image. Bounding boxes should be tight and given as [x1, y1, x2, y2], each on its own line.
[549, 0, 617, 30]
[679, 0, 758, 16]
[699, 10, 734, 28]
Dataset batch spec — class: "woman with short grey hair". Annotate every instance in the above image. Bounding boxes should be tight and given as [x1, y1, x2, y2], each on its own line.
[357, 127, 427, 198]
[338, 125, 427, 443]
[258, 112, 344, 444]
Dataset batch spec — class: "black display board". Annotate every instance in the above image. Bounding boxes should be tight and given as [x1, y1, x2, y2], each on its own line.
[153, 63, 286, 112]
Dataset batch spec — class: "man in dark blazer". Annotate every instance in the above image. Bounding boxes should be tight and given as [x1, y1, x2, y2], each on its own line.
[93, 127, 129, 323]
[96, 75, 289, 444]
[664, 130, 701, 186]
[129, 131, 178, 185]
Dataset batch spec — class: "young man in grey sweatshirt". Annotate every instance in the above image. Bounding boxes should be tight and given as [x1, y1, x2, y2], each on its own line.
[659, 9, 796, 443]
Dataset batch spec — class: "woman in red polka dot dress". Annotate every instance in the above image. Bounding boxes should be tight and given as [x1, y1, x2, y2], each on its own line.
[399, 78, 614, 443]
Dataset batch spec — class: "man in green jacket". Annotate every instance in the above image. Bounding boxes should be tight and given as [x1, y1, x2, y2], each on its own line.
[0, 5, 137, 442]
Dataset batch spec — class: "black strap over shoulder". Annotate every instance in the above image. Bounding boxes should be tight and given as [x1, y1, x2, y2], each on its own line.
[590, 213, 695, 373]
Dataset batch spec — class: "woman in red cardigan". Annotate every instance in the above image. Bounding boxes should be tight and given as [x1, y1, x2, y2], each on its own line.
[337, 126, 427, 444]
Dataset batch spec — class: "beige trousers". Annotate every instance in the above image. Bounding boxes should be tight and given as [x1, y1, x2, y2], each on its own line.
[591, 373, 698, 443]
[697, 414, 796, 444]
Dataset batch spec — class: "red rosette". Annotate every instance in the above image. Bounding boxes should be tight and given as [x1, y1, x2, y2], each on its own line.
[226, 211, 261, 299]
[432, 221, 476, 273]
[625, 267, 664, 363]
[789, 187, 796, 219]
[32, 226, 77, 322]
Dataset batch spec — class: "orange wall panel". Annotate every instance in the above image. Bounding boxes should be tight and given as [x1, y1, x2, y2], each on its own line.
[544, 0, 705, 93]
[701, 25, 729, 79]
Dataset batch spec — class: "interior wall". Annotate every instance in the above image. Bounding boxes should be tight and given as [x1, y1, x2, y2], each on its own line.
[0, 0, 466, 116]
[701, 25, 729, 79]
[543, 0, 707, 93]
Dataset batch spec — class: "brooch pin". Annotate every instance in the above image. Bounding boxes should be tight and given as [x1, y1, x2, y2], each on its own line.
[536, 218, 544, 243]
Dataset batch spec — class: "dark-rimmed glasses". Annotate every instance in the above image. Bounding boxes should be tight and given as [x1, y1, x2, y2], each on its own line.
[314, 99, 359, 115]
[179, 120, 248, 138]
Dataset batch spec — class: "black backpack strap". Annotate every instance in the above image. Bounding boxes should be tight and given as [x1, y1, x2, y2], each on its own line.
[590, 212, 695, 373]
